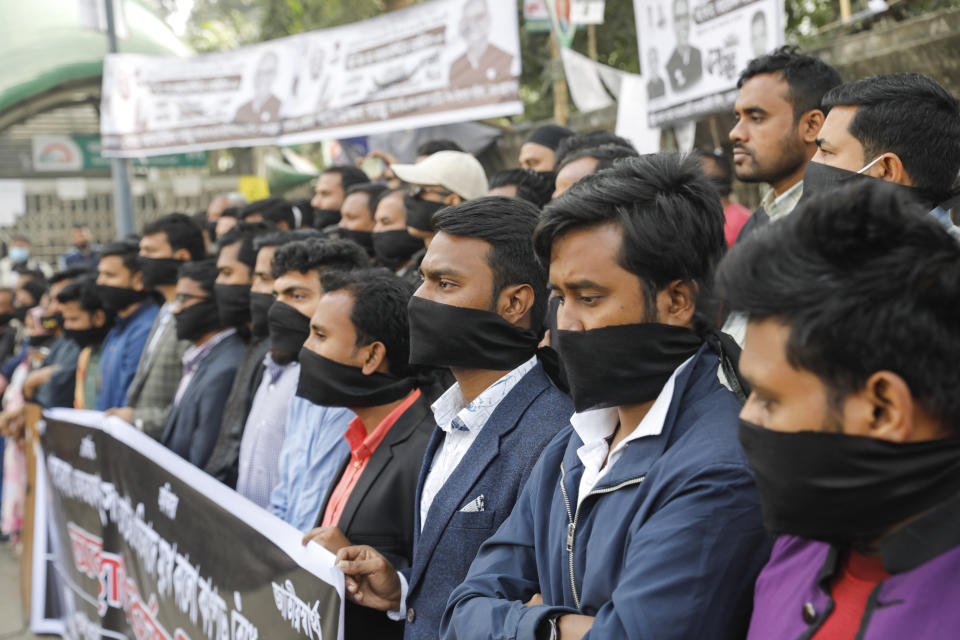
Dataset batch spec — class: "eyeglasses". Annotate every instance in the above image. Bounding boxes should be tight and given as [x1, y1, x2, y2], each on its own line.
[407, 185, 453, 199]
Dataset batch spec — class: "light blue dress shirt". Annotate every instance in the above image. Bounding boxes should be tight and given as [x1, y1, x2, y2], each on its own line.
[269, 394, 354, 531]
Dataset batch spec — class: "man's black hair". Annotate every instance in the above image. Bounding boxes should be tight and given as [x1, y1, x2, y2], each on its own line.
[254, 229, 323, 252]
[433, 196, 548, 334]
[240, 198, 285, 221]
[220, 207, 241, 220]
[142, 212, 207, 260]
[822, 73, 960, 200]
[534, 153, 726, 332]
[101, 238, 143, 275]
[177, 258, 218, 294]
[271, 238, 369, 279]
[416, 139, 464, 157]
[716, 180, 960, 432]
[12, 234, 30, 245]
[345, 182, 389, 220]
[259, 200, 309, 229]
[737, 45, 842, 120]
[218, 221, 275, 270]
[20, 278, 48, 305]
[322, 165, 369, 192]
[556, 144, 641, 174]
[555, 131, 637, 168]
[50, 266, 92, 286]
[321, 268, 416, 378]
[57, 275, 110, 316]
[697, 149, 734, 196]
[489, 169, 556, 208]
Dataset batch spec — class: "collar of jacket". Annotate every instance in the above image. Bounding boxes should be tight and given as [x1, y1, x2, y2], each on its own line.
[813, 490, 960, 581]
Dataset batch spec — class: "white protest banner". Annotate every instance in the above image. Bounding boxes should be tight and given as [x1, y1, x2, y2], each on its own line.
[633, 0, 783, 126]
[101, 0, 522, 157]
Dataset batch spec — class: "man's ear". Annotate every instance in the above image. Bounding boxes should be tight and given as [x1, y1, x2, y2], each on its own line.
[655, 279, 696, 328]
[496, 283, 535, 328]
[799, 109, 826, 144]
[846, 371, 915, 443]
[172, 248, 192, 261]
[361, 341, 389, 375]
[874, 153, 911, 186]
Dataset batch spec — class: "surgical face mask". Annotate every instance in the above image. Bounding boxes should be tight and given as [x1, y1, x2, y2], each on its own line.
[97, 285, 148, 313]
[9, 246, 30, 263]
[800, 156, 884, 203]
[312, 209, 341, 230]
[66, 323, 112, 349]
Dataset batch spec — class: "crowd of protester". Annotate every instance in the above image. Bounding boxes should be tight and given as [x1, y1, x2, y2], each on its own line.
[2, 46, 960, 639]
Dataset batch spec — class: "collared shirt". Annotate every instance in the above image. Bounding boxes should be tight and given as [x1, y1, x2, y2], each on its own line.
[321, 389, 422, 527]
[571, 357, 693, 508]
[144, 302, 174, 360]
[760, 179, 804, 223]
[236, 356, 300, 508]
[419, 355, 538, 531]
[269, 395, 355, 531]
[95, 301, 159, 410]
[173, 328, 237, 406]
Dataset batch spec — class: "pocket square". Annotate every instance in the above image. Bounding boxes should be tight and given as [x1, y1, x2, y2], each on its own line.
[459, 494, 485, 513]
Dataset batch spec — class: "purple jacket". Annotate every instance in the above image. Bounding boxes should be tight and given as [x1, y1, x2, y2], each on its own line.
[748, 496, 960, 639]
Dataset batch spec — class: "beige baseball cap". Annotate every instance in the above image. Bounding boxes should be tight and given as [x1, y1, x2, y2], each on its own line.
[391, 150, 488, 201]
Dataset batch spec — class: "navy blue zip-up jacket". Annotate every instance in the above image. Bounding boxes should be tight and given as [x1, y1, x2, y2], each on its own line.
[442, 346, 771, 640]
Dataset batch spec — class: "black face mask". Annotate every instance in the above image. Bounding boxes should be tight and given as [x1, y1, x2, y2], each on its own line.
[403, 194, 446, 232]
[250, 292, 274, 338]
[138, 257, 185, 289]
[296, 347, 415, 408]
[97, 285, 148, 313]
[373, 230, 424, 268]
[738, 420, 960, 545]
[555, 322, 703, 412]
[214, 284, 251, 328]
[29, 334, 55, 348]
[312, 208, 341, 229]
[0, 313, 14, 326]
[41, 313, 63, 332]
[13, 305, 30, 322]
[174, 299, 221, 342]
[206, 221, 218, 242]
[338, 228, 375, 256]
[538, 295, 569, 393]
[268, 301, 311, 356]
[408, 296, 539, 370]
[66, 324, 112, 349]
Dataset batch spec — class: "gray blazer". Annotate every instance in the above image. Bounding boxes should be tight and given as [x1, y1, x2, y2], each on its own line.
[126, 309, 190, 439]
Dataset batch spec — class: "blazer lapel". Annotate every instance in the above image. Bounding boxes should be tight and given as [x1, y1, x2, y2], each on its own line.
[408, 365, 550, 591]
[336, 397, 428, 534]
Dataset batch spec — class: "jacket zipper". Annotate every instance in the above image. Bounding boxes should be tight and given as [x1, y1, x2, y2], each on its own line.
[558, 463, 645, 609]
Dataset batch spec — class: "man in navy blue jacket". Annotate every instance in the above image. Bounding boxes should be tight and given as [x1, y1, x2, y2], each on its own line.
[335, 197, 574, 640]
[442, 154, 770, 639]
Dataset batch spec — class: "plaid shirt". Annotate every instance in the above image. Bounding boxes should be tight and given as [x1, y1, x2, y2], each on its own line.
[760, 179, 804, 223]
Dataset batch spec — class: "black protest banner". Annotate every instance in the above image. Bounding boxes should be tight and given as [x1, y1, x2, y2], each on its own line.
[40, 408, 343, 640]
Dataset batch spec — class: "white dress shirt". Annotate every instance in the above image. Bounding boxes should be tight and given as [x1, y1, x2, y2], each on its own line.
[571, 356, 693, 508]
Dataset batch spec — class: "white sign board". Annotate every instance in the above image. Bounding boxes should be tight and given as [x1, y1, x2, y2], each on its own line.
[634, 0, 783, 126]
[572, 0, 606, 24]
[101, 0, 522, 157]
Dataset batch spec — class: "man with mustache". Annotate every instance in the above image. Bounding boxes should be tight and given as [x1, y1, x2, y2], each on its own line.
[729, 46, 841, 242]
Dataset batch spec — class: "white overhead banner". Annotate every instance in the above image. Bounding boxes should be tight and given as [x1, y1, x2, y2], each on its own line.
[100, 0, 522, 157]
[633, 0, 783, 127]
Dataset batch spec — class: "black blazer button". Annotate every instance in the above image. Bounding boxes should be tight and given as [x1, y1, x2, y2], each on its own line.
[802, 602, 817, 624]
[407, 608, 416, 624]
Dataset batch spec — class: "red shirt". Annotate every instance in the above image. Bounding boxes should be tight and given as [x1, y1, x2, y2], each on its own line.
[724, 201, 752, 246]
[320, 389, 422, 527]
[811, 550, 890, 640]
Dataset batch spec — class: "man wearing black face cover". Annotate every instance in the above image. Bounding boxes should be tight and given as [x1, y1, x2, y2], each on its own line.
[443, 155, 767, 640]
[105, 214, 206, 438]
[336, 182, 386, 259]
[371, 189, 425, 284]
[803, 73, 960, 239]
[335, 196, 573, 640]
[264, 238, 370, 529]
[717, 181, 960, 639]
[299, 269, 433, 640]
[203, 228, 321, 486]
[311, 165, 369, 231]
[160, 260, 245, 468]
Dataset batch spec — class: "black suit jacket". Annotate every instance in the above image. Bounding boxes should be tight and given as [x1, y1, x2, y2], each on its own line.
[161, 333, 246, 469]
[666, 45, 703, 92]
[317, 390, 435, 640]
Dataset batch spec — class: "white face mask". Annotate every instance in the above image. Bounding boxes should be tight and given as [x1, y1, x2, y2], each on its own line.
[856, 155, 884, 175]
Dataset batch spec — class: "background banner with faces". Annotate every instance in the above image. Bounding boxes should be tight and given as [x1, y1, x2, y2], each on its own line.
[633, 0, 784, 127]
[100, 0, 522, 158]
